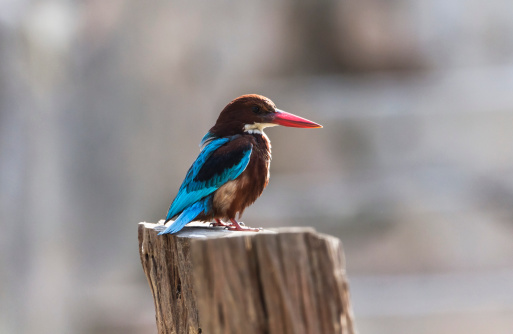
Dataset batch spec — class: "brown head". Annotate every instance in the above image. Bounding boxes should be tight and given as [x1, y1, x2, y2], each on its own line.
[209, 94, 322, 137]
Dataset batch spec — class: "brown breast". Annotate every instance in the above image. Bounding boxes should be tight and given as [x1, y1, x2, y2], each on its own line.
[213, 133, 271, 219]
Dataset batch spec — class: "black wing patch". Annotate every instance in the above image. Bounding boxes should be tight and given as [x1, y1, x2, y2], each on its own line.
[194, 141, 253, 183]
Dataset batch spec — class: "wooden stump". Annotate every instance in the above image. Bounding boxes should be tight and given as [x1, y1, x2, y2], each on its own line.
[138, 222, 356, 334]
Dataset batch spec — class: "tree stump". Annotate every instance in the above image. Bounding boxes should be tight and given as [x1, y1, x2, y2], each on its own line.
[138, 222, 356, 334]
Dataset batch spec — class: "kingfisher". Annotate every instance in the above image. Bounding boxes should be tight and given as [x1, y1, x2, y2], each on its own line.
[159, 94, 322, 235]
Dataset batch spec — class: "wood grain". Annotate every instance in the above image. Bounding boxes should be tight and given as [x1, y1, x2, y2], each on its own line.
[139, 222, 356, 334]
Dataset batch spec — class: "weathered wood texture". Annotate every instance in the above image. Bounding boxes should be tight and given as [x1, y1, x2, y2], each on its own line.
[139, 222, 356, 334]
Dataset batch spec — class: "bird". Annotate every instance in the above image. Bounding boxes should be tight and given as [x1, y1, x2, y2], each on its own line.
[159, 94, 322, 235]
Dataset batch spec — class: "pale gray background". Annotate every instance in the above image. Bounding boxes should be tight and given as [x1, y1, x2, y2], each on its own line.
[1, 1, 513, 333]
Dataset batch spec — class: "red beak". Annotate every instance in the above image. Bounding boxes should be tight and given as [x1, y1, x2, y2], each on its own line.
[271, 109, 323, 128]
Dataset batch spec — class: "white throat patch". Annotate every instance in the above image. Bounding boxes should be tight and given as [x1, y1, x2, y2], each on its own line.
[244, 123, 278, 135]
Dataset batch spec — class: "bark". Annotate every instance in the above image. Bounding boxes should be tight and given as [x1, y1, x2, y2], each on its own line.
[139, 222, 356, 334]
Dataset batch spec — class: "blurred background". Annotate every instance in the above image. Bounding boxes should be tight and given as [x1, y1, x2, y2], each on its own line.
[2, 0, 513, 333]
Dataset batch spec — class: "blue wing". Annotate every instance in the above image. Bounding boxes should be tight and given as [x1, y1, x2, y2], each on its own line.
[161, 136, 252, 234]
[159, 197, 210, 235]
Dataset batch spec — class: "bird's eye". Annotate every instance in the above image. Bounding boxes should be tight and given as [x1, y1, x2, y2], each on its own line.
[252, 106, 261, 114]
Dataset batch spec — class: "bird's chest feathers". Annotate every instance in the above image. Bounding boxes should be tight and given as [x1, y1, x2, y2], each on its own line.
[247, 133, 272, 184]
[213, 134, 271, 216]
[213, 179, 241, 213]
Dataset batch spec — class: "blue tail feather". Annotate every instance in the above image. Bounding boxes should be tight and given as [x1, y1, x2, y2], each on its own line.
[158, 198, 208, 235]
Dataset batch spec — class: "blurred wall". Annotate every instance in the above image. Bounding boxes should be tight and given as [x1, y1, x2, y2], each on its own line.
[1, 1, 513, 334]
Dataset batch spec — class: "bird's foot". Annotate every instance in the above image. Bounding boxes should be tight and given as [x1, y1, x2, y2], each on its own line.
[226, 219, 262, 232]
[227, 225, 261, 232]
[210, 219, 232, 228]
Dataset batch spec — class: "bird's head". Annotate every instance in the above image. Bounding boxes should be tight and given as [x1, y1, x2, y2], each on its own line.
[210, 94, 322, 136]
